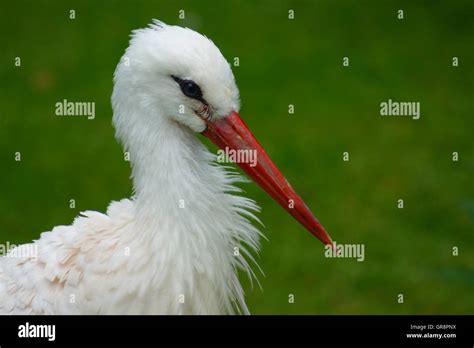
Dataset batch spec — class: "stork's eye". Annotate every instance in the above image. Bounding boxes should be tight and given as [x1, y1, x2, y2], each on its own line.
[182, 81, 201, 98]
[172, 75, 203, 100]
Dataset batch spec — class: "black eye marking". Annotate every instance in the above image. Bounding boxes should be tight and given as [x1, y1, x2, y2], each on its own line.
[171, 75, 213, 120]
[171, 75, 204, 101]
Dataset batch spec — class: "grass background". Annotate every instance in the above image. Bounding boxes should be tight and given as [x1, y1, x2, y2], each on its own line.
[0, 0, 473, 314]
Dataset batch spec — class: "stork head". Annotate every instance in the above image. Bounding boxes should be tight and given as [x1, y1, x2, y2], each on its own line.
[113, 19, 239, 134]
[112, 20, 333, 246]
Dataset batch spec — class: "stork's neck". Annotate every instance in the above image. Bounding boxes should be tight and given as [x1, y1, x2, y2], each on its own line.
[121, 110, 261, 314]
[130, 116, 209, 212]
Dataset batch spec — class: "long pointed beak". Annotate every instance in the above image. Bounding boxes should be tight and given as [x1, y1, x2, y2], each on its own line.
[202, 111, 333, 245]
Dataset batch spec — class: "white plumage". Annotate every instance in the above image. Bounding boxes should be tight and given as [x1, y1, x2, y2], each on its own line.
[1, 21, 260, 315]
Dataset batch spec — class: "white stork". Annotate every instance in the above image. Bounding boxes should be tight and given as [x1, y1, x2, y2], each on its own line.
[0, 20, 332, 315]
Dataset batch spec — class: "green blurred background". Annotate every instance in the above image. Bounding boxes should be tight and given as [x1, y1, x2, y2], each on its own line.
[1, 0, 473, 314]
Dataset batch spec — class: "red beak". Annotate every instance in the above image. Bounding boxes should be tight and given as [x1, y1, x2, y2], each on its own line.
[202, 111, 332, 245]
